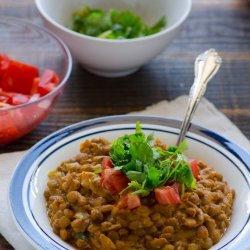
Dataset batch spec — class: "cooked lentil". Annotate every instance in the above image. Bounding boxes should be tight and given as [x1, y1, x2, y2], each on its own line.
[44, 138, 235, 250]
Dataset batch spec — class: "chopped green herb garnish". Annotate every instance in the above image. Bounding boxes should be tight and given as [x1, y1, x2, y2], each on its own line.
[75, 232, 88, 240]
[72, 6, 166, 39]
[93, 166, 102, 174]
[110, 122, 196, 197]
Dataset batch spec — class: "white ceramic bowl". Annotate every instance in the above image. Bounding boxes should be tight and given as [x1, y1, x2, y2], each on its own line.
[35, 0, 192, 77]
[9, 115, 250, 249]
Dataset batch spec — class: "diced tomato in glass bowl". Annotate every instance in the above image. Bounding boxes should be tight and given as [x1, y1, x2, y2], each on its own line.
[0, 17, 72, 144]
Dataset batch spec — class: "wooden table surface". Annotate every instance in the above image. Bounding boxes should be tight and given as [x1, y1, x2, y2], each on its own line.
[0, 0, 250, 248]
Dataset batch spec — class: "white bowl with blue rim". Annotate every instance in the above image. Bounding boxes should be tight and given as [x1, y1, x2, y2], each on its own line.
[9, 115, 250, 249]
[35, 0, 192, 77]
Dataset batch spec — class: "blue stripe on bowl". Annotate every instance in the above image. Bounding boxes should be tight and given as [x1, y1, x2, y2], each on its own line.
[9, 115, 250, 250]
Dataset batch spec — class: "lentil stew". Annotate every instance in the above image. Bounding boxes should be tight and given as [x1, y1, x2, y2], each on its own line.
[44, 137, 235, 250]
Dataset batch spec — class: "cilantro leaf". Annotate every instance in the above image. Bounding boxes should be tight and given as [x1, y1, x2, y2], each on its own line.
[147, 16, 166, 35]
[177, 140, 189, 153]
[126, 171, 146, 183]
[146, 165, 163, 187]
[121, 180, 150, 197]
[75, 232, 88, 240]
[72, 7, 166, 39]
[110, 121, 196, 198]
[110, 135, 131, 166]
[172, 163, 196, 189]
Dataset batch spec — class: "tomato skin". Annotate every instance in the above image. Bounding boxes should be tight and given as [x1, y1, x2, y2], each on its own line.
[0, 55, 60, 109]
[37, 70, 60, 96]
[0, 89, 30, 105]
[0, 88, 11, 104]
[101, 157, 129, 193]
[0, 102, 12, 108]
[101, 156, 114, 170]
[0, 55, 60, 143]
[155, 186, 181, 205]
[29, 93, 40, 103]
[172, 182, 180, 194]
[11, 93, 30, 105]
[0, 96, 9, 103]
[30, 77, 40, 95]
[190, 159, 199, 179]
[0, 56, 39, 95]
[101, 168, 129, 193]
[0, 54, 10, 71]
[101, 156, 115, 190]
[118, 192, 141, 210]
[109, 170, 129, 193]
[101, 168, 114, 190]
[37, 82, 57, 96]
[126, 193, 141, 209]
[39, 69, 59, 85]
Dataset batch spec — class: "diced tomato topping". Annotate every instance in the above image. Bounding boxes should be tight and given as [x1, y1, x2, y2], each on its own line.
[190, 159, 199, 179]
[126, 193, 141, 209]
[101, 168, 129, 193]
[118, 192, 141, 210]
[101, 156, 114, 170]
[101, 156, 129, 193]
[171, 182, 180, 194]
[155, 186, 181, 205]
[101, 168, 114, 190]
[117, 194, 128, 209]
[109, 170, 130, 193]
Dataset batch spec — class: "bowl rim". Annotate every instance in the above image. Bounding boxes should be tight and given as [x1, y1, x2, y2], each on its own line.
[35, 0, 192, 43]
[0, 16, 73, 111]
[9, 114, 250, 250]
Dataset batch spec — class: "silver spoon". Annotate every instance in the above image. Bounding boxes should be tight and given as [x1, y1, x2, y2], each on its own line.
[176, 49, 222, 145]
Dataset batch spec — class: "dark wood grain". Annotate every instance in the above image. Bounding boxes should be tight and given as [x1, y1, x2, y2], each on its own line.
[0, 0, 250, 248]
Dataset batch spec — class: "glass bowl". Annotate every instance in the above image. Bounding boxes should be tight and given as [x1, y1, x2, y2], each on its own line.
[0, 17, 72, 144]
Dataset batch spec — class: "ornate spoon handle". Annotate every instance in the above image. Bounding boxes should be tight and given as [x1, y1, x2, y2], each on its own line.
[176, 49, 222, 145]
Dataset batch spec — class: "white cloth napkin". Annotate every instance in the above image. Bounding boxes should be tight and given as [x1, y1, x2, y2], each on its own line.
[0, 95, 249, 250]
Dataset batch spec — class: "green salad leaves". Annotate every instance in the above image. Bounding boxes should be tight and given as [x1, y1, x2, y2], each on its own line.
[110, 122, 196, 197]
[72, 6, 166, 39]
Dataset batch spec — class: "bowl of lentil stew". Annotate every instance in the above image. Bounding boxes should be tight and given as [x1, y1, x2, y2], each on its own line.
[9, 115, 250, 249]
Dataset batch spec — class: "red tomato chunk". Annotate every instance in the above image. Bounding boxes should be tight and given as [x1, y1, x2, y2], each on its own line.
[101, 156, 130, 193]
[32, 69, 60, 96]
[0, 54, 60, 107]
[118, 192, 141, 210]
[101, 156, 114, 170]
[101, 167, 129, 193]
[190, 159, 199, 179]
[155, 185, 181, 205]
